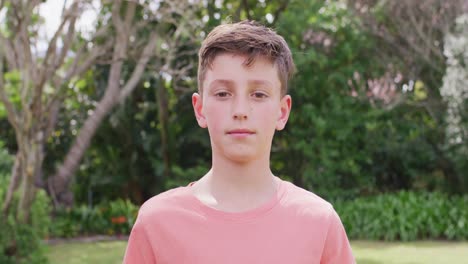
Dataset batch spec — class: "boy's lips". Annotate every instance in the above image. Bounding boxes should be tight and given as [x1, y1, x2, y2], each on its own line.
[226, 129, 255, 135]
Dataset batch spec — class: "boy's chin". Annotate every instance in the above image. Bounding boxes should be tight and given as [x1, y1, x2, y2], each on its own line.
[223, 150, 260, 164]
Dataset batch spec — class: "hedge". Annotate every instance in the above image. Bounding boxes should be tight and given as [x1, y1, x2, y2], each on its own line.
[334, 191, 468, 241]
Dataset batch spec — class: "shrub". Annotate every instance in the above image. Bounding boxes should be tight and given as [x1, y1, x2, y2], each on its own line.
[50, 198, 138, 238]
[0, 169, 51, 263]
[334, 191, 468, 241]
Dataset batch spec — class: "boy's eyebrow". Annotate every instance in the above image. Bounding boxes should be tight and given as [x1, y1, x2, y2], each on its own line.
[208, 79, 274, 89]
[209, 79, 234, 89]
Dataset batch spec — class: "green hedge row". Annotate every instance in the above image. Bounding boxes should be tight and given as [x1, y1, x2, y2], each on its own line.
[334, 191, 468, 241]
[53, 190, 467, 242]
[50, 199, 138, 238]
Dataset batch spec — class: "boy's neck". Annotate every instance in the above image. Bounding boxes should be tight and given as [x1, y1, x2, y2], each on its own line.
[192, 155, 278, 213]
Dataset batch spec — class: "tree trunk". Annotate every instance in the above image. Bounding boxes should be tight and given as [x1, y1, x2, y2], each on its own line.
[2, 152, 21, 216]
[16, 131, 45, 223]
[48, 14, 129, 206]
[48, 93, 120, 207]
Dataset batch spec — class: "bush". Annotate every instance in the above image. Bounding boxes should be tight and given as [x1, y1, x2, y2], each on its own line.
[334, 191, 468, 241]
[0, 167, 51, 263]
[271, 0, 466, 199]
[105, 199, 139, 235]
[50, 198, 138, 238]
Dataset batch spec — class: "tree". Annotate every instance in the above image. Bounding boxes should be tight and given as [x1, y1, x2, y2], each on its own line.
[48, 0, 202, 207]
[0, 0, 200, 223]
[440, 14, 468, 192]
[349, 0, 467, 85]
[348, 0, 468, 193]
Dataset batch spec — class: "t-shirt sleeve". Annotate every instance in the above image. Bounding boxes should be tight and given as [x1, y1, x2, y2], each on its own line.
[320, 209, 355, 264]
[123, 215, 157, 264]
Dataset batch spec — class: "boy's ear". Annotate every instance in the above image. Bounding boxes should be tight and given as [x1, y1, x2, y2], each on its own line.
[192, 92, 207, 128]
[276, 95, 292, 131]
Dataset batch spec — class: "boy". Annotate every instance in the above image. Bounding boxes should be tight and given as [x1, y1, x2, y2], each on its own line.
[124, 20, 355, 263]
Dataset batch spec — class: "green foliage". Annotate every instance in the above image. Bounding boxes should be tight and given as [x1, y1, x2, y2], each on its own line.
[0, 103, 5, 118]
[0, 168, 51, 263]
[1, 0, 464, 217]
[3, 70, 22, 111]
[165, 164, 210, 190]
[0, 140, 13, 175]
[51, 206, 102, 238]
[335, 191, 468, 241]
[269, 0, 458, 199]
[50, 199, 138, 238]
[61, 0, 465, 205]
[273, 0, 381, 198]
[106, 199, 139, 235]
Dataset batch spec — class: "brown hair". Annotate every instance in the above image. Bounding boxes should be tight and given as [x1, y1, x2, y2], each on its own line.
[198, 20, 296, 96]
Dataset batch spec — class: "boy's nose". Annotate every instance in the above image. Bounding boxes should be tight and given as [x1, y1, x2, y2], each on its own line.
[232, 98, 249, 120]
[233, 112, 248, 120]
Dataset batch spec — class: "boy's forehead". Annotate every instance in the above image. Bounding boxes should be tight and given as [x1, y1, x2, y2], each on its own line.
[205, 53, 280, 83]
[209, 52, 275, 68]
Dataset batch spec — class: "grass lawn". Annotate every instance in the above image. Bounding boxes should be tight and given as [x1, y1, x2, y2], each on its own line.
[46, 240, 127, 264]
[352, 241, 468, 264]
[47, 240, 468, 264]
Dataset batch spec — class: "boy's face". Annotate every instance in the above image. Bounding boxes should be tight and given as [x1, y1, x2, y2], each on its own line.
[192, 53, 291, 163]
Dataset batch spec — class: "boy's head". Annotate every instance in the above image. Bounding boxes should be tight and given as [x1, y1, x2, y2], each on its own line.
[193, 21, 294, 163]
[197, 20, 295, 96]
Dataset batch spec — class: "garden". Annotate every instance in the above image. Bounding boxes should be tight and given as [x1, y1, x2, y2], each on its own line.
[1, 0, 467, 263]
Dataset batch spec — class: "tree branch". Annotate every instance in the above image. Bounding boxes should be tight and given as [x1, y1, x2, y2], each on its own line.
[16, 2, 37, 82]
[1, 152, 22, 216]
[33, 2, 80, 117]
[112, 0, 124, 36]
[45, 29, 113, 115]
[406, 6, 443, 59]
[124, 0, 136, 32]
[119, 32, 158, 102]
[62, 39, 112, 86]
[9, 2, 37, 112]
[54, 6, 79, 72]
[60, 23, 111, 83]
[25, 0, 42, 14]
[40, 1, 79, 89]
[43, 43, 109, 117]
[0, 33, 18, 70]
[44, 98, 61, 140]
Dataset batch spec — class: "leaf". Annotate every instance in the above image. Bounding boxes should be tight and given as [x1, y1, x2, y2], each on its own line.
[0, 103, 5, 118]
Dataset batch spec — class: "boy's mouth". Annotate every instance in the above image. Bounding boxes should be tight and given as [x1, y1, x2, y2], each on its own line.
[226, 129, 255, 136]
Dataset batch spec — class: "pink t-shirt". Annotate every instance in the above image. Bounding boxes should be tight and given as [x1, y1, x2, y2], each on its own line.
[124, 178, 355, 264]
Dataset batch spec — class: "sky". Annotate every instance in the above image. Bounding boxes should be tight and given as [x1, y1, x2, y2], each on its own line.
[38, 0, 100, 44]
[0, 0, 100, 53]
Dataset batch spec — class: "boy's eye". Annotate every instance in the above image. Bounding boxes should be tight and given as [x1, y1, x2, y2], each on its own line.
[215, 91, 230, 98]
[252, 92, 268, 99]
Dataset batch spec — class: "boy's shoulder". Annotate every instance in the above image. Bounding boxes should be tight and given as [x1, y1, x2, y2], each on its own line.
[136, 186, 193, 221]
[279, 179, 334, 216]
